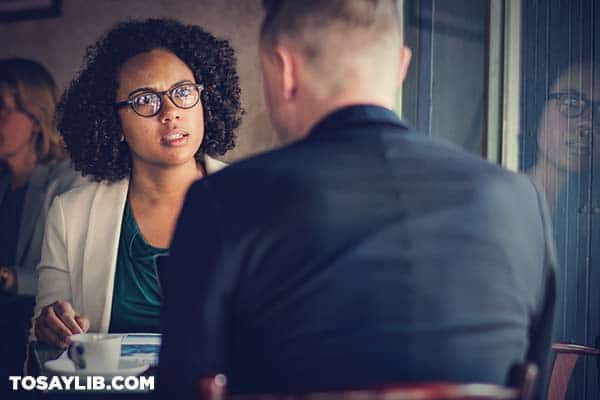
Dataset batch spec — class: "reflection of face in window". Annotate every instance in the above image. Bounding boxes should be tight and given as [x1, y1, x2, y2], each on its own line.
[537, 64, 599, 173]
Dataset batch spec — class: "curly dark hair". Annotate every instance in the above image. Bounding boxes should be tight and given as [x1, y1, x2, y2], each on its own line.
[57, 18, 243, 181]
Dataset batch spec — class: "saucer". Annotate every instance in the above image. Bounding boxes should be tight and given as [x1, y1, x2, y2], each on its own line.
[44, 358, 149, 379]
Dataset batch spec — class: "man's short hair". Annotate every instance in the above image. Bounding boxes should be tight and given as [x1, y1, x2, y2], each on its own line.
[260, 0, 401, 63]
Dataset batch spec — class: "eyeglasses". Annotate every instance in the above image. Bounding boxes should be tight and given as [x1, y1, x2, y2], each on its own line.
[548, 92, 600, 119]
[115, 82, 203, 117]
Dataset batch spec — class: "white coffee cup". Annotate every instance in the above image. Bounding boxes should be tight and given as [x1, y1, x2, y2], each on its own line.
[67, 333, 122, 371]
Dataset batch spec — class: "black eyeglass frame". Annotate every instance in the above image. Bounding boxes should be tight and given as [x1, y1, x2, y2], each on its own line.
[548, 91, 600, 119]
[115, 82, 204, 117]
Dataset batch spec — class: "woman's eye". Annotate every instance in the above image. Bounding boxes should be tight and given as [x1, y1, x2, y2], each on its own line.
[562, 95, 584, 108]
[174, 87, 192, 98]
[135, 94, 158, 105]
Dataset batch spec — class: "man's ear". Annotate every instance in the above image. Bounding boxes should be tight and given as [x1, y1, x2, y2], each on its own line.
[397, 46, 412, 85]
[273, 43, 298, 101]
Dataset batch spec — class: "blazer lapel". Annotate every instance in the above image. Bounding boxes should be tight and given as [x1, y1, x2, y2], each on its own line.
[204, 155, 228, 174]
[78, 159, 222, 333]
[15, 164, 49, 266]
[81, 179, 129, 333]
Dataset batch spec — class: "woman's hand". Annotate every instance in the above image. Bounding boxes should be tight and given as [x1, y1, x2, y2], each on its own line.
[0, 266, 17, 294]
[34, 300, 90, 348]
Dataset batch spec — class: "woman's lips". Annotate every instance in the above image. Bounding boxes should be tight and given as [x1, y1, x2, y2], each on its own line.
[161, 130, 190, 146]
[565, 128, 594, 155]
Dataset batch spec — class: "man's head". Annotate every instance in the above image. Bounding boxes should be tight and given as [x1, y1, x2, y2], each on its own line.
[259, 0, 412, 142]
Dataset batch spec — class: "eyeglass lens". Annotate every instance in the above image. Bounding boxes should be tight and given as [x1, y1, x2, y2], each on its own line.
[553, 92, 599, 118]
[131, 83, 200, 116]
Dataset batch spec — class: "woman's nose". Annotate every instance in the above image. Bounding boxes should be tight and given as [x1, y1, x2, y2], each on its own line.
[159, 98, 181, 123]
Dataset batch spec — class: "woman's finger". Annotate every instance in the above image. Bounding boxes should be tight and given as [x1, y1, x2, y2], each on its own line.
[36, 318, 69, 349]
[46, 306, 76, 341]
[38, 322, 66, 348]
[53, 302, 83, 335]
[34, 316, 45, 343]
[75, 315, 90, 332]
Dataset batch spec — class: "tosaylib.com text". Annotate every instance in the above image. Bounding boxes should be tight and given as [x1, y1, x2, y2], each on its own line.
[8, 375, 154, 391]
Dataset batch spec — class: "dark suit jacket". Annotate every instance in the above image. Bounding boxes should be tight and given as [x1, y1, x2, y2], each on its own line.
[158, 105, 556, 398]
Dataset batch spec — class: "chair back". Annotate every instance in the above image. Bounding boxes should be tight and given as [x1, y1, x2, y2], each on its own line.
[508, 363, 538, 400]
[197, 363, 539, 400]
[227, 383, 517, 400]
[547, 342, 600, 400]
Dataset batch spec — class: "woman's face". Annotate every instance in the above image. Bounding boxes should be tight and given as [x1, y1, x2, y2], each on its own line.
[0, 88, 38, 162]
[537, 64, 600, 172]
[116, 49, 204, 172]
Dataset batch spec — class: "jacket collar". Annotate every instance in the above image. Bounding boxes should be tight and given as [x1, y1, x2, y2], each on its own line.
[308, 104, 410, 139]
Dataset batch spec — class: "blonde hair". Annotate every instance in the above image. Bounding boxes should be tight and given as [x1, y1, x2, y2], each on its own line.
[0, 58, 65, 162]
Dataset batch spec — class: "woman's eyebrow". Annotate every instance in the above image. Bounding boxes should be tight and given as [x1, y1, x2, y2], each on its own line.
[126, 79, 195, 97]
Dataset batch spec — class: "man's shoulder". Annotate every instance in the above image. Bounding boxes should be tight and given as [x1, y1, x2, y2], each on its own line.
[204, 130, 529, 187]
[203, 145, 303, 186]
[193, 127, 539, 212]
[430, 135, 529, 178]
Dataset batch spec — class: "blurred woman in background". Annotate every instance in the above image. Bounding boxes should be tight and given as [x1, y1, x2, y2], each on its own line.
[525, 62, 599, 210]
[0, 59, 84, 295]
[0, 58, 85, 381]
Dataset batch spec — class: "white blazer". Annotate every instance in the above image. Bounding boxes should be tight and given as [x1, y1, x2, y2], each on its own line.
[32, 157, 227, 338]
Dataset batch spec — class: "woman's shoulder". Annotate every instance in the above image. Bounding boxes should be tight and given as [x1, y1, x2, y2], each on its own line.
[55, 177, 129, 209]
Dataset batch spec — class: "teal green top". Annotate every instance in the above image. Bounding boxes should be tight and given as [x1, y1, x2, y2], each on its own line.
[109, 200, 167, 333]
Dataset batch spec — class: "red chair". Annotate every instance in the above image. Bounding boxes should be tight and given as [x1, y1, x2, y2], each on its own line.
[196, 363, 538, 400]
[547, 342, 600, 400]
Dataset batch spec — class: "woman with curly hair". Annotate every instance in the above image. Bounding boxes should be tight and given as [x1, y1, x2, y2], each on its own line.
[32, 18, 243, 348]
[0, 59, 84, 295]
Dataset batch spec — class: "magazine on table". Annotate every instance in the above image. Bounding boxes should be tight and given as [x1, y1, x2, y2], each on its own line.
[119, 333, 161, 366]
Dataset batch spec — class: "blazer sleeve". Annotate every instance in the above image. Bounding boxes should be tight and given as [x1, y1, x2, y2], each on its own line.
[30, 195, 74, 340]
